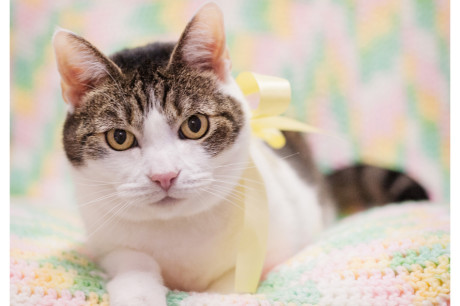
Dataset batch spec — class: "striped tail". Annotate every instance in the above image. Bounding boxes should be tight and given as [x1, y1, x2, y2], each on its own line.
[326, 164, 429, 216]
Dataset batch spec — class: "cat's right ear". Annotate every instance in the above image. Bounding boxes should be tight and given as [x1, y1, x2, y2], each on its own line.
[53, 29, 122, 109]
[167, 3, 231, 82]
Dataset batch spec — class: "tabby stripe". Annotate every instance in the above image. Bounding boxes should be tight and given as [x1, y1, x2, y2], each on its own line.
[326, 164, 429, 215]
[172, 93, 182, 116]
[383, 170, 401, 190]
[124, 103, 133, 125]
[396, 184, 429, 202]
[134, 93, 144, 114]
[142, 82, 153, 110]
[80, 132, 94, 147]
[163, 84, 170, 107]
[218, 111, 237, 131]
[357, 166, 373, 203]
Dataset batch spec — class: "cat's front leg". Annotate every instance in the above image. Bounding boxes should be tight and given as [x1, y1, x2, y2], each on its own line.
[99, 249, 168, 306]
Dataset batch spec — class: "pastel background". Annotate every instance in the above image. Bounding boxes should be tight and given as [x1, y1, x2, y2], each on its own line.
[11, 0, 449, 203]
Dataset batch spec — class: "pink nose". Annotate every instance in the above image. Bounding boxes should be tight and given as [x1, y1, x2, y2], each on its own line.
[149, 171, 179, 191]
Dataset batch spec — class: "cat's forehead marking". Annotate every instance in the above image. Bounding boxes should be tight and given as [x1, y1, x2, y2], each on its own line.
[143, 108, 174, 147]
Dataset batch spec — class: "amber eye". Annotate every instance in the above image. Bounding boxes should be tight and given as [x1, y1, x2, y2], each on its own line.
[106, 129, 136, 151]
[179, 114, 209, 140]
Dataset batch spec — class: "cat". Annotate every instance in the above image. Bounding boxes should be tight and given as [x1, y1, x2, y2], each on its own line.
[53, 3, 428, 305]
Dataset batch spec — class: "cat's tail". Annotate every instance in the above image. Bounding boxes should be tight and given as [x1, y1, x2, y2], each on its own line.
[325, 164, 429, 216]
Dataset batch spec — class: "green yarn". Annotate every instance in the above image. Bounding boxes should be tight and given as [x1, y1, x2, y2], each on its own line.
[71, 275, 107, 299]
[258, 263, 320, 304]
[37, 251, 108, 299]
[259, 278, 320, 304]
[38, 252, 102, 275]
[390, 244, 450, 270]
[167, 291, 190, 306]
[266, 282, 320, 304]
[322, 225, 386, 252]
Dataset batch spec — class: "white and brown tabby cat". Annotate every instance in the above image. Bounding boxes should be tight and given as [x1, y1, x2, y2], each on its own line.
[53, 3, 428, 305]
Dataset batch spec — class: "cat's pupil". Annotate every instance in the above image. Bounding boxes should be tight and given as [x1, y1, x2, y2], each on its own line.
[188, 116, 201, 133]
[114, 129, 127, 144]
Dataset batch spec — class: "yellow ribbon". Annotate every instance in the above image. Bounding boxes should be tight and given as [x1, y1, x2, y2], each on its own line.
[233, 72, 321, 293]
[237, 71, 322, 149]
[234, 158, 268, 293]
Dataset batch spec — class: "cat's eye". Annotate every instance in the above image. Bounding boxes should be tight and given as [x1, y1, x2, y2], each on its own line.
[106, 129, 137, 151]
[179, 114, 209, 140]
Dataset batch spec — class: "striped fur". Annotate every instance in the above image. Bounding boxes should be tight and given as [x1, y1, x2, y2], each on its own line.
[59, 35, 244, 166]
[276, 131, 429, 218]
[326, 164, 429, 215]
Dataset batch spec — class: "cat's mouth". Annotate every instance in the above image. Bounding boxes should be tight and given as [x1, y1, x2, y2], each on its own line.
[154, 196, 180, 205]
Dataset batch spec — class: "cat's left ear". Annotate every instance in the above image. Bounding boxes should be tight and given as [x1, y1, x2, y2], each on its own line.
[168, 3, 231, 82]
[53, 29, 123, 109]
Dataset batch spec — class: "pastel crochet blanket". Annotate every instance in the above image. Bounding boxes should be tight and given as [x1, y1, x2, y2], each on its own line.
[10, 200, 449, 305]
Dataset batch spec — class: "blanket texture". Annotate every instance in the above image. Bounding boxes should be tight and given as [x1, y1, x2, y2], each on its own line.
[11, 200, 450, 305]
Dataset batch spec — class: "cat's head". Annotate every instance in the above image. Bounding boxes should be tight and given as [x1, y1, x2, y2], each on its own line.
[53, 3, 252, 220]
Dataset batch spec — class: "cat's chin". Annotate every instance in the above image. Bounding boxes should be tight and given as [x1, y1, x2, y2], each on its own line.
[115, 193, 223, 222]
[153, 196, 181, 206]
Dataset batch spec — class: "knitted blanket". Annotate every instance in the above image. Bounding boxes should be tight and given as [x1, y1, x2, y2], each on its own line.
[10, 200, 450, 305]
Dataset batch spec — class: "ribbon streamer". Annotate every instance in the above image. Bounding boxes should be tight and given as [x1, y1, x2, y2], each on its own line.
[232, 72, 322, 293]
[234, 157, 268, 293]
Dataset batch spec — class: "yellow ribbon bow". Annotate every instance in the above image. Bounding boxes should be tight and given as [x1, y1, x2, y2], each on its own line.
[233, 72, 321, 293]
[237, 71, 322, 148]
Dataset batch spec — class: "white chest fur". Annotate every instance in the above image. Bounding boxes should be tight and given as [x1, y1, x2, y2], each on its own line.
[77, 182, 243, 291]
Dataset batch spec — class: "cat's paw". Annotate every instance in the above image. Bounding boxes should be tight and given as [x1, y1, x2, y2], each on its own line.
[106, 272, 168, 306]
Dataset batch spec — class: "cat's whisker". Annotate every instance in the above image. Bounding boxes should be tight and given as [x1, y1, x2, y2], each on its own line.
[74, 182, 115, 187]
[213, 174, 265, 186]
[210, 183, 247, 198]
[209, 184, 245, 203]
[74, 178, 124, 184]
[86, 200, 131, 238]
[85, 200, 126, 232]
[273, 151, 300, 161]
[202, 182, 268, 216]
[74, 177, 125, 184]
[200, 187, 242, 210]
[208, 152, 300, 171]
[116, 186, 157, 199]
[77, 187, 117, 201]
[207, 160, 255, 170]
[78, 191, 121, 208]
[199, 187, 244, 211]
[222, 166, 260, 173]
[200, 178, 263, 193]
[208, 163, 260, 172]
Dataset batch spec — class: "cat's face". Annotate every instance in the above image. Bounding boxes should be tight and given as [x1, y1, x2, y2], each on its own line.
[54, 4, 252, 220]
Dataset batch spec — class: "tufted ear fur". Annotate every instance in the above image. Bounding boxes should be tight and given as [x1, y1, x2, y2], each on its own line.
[168, 3, 231, 82]
[53, 29, 122, 109]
